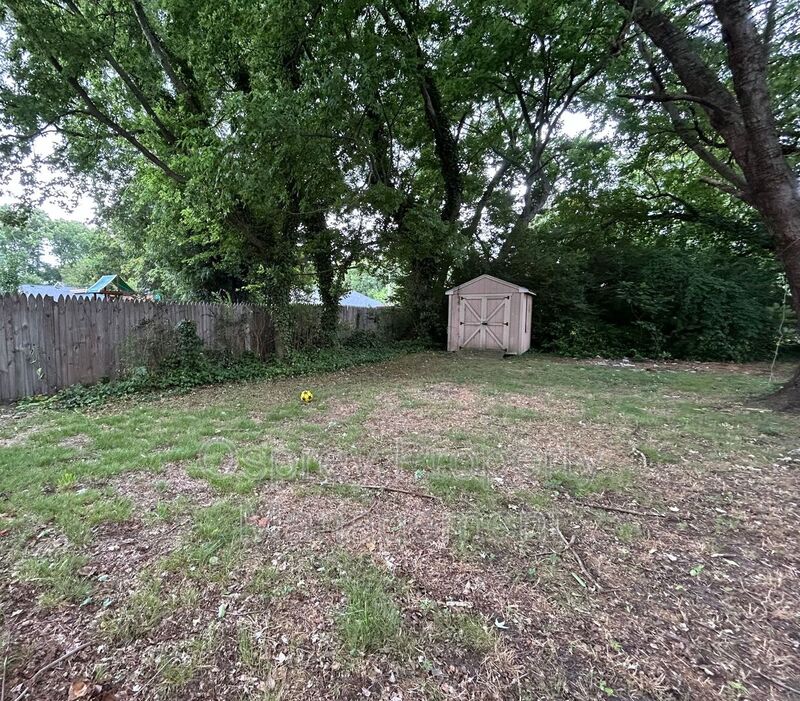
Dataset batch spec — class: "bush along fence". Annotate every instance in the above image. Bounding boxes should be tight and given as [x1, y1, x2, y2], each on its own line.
[0, 294, 399, 402]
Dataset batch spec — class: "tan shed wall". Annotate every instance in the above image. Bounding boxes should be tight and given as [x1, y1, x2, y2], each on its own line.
[506, 291, 519, 354]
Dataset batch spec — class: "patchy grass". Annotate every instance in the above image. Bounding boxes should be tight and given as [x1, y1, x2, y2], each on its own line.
[160, 499, 255, 579]
[428, 607, 496, 654]
[102, 576, 200, 644]
[401, 452, 479, 472]
[334, 556, 404, 655]
[16, 553, 91, 607]
[490, 405, 540, 422]
[614, 522, 643, 543]
[157, 624, 220, 692]
[427, 473, 495, 503]
[1, 352, 798, 700]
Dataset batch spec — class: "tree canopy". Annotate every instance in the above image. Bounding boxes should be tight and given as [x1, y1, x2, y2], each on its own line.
[1, 0, 797, 370]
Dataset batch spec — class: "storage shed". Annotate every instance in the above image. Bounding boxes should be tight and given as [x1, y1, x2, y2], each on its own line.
[446, 274, 534, 355]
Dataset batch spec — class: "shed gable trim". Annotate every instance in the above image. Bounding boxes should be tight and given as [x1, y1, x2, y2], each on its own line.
[445, 274, 534, 296]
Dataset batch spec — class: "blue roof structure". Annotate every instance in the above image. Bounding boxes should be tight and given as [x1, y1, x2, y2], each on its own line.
[339, 290, 386, 308]
[19, 284, 89, 299]
[293, 289, 387, 308]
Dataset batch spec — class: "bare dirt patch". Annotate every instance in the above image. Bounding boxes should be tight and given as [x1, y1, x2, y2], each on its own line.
[111, 462, 216, 510]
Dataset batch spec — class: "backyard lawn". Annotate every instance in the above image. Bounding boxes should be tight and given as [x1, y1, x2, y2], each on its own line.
[1, 352, 798, 700]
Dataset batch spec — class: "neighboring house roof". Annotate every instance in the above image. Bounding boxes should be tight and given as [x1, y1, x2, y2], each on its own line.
[445, 273, 534, 296]
[19, 284, 89, 299]
[339, 290, 386, 308]
[293, 289, 387, 308]
[86, 274, 136, 294]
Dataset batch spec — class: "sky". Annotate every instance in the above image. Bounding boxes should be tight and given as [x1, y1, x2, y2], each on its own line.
[0, 132, 96, 224]
[0, 111, 596, 226]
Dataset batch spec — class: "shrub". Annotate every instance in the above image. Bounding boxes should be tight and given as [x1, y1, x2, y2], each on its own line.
[476, 232, 782, 361]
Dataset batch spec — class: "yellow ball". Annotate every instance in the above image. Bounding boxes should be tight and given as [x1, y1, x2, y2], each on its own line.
[300, 390, 314, 403]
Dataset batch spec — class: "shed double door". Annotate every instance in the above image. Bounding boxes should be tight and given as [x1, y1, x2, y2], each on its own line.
[458, 294, 510, 351]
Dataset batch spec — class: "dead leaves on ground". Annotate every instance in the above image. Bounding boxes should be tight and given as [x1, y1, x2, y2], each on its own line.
[68, 678, 124, 701]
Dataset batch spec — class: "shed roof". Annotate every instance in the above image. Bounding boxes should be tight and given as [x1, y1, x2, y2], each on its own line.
[445, 274, 534, 296]
[86, 274, 136, 294]
[340, 290, 386, 308]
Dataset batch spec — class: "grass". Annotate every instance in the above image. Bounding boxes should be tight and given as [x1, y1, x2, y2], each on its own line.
[615, 522, 643, 543]
[450, 508, 547, 562]
[545, 468, 634, 498]
[490, 406, 540, 422]
[428, 608, 496, 654]
[637, 444, 680, 464]
[157, 624, 220, 692]
[247, 565, 295, 601]
[102, 576, 200, 644]
[16, 553, 91, 607]
[401, 452, 480, 472]
[334, 556, 404, 655]
[160, 499, 255, 578]
[427, 473, 495, 503]
[1, 351, 798, 699]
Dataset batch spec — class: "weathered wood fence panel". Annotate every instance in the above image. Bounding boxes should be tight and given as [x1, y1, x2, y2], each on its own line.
[0, 295, 398, 402]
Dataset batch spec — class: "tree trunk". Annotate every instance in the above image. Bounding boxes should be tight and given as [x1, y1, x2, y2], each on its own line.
[406, 254, 448, 343]
[761, 364, 800, 412]
[620, 0, 800, 410]
[751, 187, 800, 412]
[307, 212, 341, 347]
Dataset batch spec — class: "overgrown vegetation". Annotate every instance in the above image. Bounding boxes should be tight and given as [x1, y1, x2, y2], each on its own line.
[2, 0, 798, 376]
[28, 321, 424, 409]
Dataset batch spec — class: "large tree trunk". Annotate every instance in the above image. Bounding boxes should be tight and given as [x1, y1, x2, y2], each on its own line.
[620, 0, 800, 410]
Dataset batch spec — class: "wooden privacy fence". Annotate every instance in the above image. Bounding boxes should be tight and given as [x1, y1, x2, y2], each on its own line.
[0, 295, 397, 402]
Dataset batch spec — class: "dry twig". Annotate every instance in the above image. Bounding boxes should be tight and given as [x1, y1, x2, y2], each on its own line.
[2, 653, 8, 701]
[532, 533, 576, 558]
[555, 523, 603, 592]
[319, 481, 437, 501]
[13, 642, 90, 701]
[322, 496, 380, 533]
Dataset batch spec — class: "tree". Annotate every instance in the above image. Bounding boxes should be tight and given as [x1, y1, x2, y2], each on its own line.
[0, 206, 126, 292]
[615, 0, 800, 408]
[449, 0, 627, 263]
[0, 0, 354, 352]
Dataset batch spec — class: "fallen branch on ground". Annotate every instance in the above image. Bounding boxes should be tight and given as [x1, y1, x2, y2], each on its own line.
[322, 496, 380, 533]
[576, 501, 666, 518]
[2, 653, 8, 701]
[556, 523, 603, 592]
[631, 447, 648, 469]
[13, 642, 90, 701]
[318, 481, 438, 500]
[532, 533, 576, 558]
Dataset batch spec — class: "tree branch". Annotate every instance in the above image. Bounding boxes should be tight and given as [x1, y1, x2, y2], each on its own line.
[619, 91, 724, 111]
[129, 0, 203, 114]
[51, 57, 185, 183]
